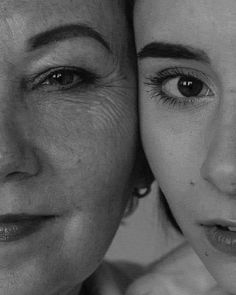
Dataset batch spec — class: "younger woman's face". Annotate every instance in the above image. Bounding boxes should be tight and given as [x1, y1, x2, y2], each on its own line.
[135, 0, 236, 293]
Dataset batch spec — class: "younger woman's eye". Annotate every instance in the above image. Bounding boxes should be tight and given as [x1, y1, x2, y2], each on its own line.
[28, 67, 97, 92]
[163, 76, 211, 98]
[145, 67, 215, 108]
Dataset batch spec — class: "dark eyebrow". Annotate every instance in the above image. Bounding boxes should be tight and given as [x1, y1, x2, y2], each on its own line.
[137, 42, 210, 63]
[28, 23, 111, 52]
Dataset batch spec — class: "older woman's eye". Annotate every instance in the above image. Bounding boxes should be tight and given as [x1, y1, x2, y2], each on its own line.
[29, 67, 97, 92]
[145, 67, 215, 108]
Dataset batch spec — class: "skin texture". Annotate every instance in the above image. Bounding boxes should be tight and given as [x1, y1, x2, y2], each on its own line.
[135, 0, 236, 294]
[0, 0, 137, 294]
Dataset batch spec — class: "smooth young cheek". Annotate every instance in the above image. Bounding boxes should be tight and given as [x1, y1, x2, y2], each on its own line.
[140, 85, 215, 218]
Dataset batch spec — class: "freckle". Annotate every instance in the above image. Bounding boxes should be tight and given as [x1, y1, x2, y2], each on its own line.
[190, 181, 195, 186]
[76, 158, 82, 164]
[204, 251, 209, 257]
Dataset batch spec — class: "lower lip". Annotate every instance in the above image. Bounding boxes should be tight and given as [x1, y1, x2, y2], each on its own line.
[205, 225, 236, 255]
[0, 216, 55, 242]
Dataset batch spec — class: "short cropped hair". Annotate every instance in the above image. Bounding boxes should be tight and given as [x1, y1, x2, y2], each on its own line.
[125, 0, 182, 234]
[125, 0, 135, 25]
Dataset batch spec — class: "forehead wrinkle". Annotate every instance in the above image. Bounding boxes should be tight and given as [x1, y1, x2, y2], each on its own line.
[0, 0, 116, 43]
[36, 0, 127, 60]
[0, 0, 129, 77]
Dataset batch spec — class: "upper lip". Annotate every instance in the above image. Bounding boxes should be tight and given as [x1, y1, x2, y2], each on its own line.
[0, 214, 56, 223]
[200, 219, 236, 227]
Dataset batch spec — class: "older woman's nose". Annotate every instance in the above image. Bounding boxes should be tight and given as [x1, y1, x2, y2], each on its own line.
[0, 116, 39, 182]
[201, 109, 236, 195]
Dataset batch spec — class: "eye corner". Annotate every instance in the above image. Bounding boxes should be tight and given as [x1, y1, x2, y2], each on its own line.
[143, 66, 216, 109]
[24, 66, 99, 92]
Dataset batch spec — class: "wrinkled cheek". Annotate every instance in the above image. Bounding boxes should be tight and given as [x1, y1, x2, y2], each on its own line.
[33, 92, 136, 168]
[44, 136, 132, 209]
[29, 96, 136, 212]
[88, 89, 137, 140]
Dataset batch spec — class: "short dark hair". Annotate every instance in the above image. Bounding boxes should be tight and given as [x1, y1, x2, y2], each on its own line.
[125, 0, 135, 25]
[123, 0, 182, 234]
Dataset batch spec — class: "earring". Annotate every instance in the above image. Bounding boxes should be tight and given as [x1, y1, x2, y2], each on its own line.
[132, 185, 151, 199]
[123, 195, 139, 218]
[123, 185, 152, 219]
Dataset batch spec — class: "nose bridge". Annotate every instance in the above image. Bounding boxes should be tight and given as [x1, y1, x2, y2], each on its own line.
[0, 91, 39, 180]
[0, 61, 40, 182]
[201, 97, 236, 195]
[0, 104, 24, 172]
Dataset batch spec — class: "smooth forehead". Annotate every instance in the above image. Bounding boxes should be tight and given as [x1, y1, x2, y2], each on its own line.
[134, 0, 236, 54]
[0, 0, 126, 50]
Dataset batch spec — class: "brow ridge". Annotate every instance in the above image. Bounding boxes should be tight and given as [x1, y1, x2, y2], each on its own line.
[138, 42, 210, 63]
[28, 23, 111, 52]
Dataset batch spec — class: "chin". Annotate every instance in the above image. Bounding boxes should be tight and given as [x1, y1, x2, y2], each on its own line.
[197, 246, 236, 294]
[212, 269, 236, 294]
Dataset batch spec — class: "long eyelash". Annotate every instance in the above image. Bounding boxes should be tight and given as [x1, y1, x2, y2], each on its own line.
[145, 67, 208, 107]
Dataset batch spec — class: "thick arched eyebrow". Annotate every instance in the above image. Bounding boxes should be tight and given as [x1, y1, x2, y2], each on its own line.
[27, 23, 111, 52]
[137, 42, 210, 63]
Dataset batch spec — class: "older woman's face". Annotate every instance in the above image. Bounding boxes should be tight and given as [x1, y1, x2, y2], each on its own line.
[0, 0, 136, 294]
[135, 0, 236, 293]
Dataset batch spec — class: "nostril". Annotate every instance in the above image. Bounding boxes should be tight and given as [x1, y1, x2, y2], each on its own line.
[0, 136, 40, 183]
[208, 175, 236, 195]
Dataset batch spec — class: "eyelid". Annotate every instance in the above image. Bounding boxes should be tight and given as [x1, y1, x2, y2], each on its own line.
[148, 67, 213, 86]
[24, 66, 98, 91]
[144, 66, 216, 109]
[26, 39, 111, 77]
[146, 67, 216, 93]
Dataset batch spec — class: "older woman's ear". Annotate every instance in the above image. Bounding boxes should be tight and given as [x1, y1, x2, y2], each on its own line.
[133, 145, 155, 197]
[123, 145, 154, 218]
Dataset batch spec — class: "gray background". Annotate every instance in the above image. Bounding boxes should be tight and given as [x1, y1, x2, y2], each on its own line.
[106, 182, 184, 265]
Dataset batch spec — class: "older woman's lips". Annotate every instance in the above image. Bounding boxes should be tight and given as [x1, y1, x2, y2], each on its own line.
[202, 220, 236, 255]
[0, 214, 56, 242]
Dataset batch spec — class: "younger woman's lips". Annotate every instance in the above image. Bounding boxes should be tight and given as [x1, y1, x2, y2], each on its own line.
[0, 214, 56, 242]
[202, 220, 236, 255]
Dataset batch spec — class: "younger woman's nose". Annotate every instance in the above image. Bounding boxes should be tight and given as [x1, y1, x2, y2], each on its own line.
[201, 126, 236, 196]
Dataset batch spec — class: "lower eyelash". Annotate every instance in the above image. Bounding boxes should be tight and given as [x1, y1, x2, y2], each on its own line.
[144, 68, 183, 101]
[147, 90, 196, 108]
[144, 67, 210, 108]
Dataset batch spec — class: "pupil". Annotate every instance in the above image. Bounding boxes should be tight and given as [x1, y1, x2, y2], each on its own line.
[51, 71, 74, 85]
[178, 76, 203, 97]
